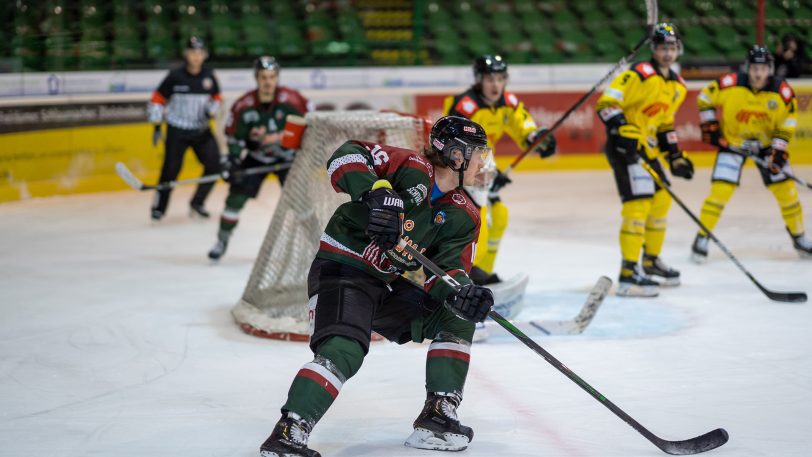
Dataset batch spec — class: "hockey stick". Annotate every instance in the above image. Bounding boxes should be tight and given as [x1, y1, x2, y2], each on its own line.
[737, 148, 812, 191]
[480, 276, 611, 337]
[637, 159, 807, 303]
[398, 239, 728, 455]
[504, 0, 658, 175]
[114, 161, 291, 191]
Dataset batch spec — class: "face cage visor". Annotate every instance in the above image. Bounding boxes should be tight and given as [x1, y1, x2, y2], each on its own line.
[441, 137, 491, 188]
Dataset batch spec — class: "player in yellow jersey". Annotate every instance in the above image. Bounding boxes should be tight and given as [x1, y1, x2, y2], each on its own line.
[693, 45, 811, 261]
[595, 23, 695, 297]
[443, 55, 556, 285]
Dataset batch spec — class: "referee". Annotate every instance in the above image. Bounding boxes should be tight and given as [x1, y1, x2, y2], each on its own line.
[147, 36, 222, 220]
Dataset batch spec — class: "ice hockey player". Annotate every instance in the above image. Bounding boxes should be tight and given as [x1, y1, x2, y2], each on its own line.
[208, 56, 310, 261]
[147, 36, 222, 221]
[595, 23, 694, 297]
[258, 116, 494, 457]
[693, 45, 811, 261]
[443, 54, 556, 286]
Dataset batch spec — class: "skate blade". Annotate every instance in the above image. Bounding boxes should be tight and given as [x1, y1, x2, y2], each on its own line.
[404, 428, 470, 451]
[616, 283, 659, 298]
[795, 249, 812, 259]
[690, 252, 708, 264]
[654, 277, 681, 287]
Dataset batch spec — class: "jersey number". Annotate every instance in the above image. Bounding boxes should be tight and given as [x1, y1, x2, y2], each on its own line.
[370, 145, 389, 166]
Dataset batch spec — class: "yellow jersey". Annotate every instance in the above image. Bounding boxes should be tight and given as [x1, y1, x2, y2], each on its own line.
[697, 72, 797, 150]
[596, 60, 687, 159]
[443, 88, 537, 153]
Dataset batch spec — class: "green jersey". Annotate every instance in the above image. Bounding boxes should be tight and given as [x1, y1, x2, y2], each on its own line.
[319, 140, 481, 303]
[224, 87, 309, 162]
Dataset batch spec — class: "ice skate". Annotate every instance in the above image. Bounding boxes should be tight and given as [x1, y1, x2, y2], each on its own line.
[260, 412, 320, 457]
[405, 392, 473, 451]
[208, 236, 229, 261]
[151, 208, 164, 222]
[691, 234, 709, 264]
[642, 254, 681, 286]
[789, 230, 812, 258]
[189, 203, 210, 219]
[617, 261, 659, 297]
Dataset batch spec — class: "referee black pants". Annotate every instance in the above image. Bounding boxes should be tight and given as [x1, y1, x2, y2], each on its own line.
[153, 125, 221, 213]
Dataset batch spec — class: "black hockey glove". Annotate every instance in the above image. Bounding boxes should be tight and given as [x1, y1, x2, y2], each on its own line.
[765, 145, 789, 174]
[362, 180, 404, 251]
[448, 283, 494, 323]
[658, 130, 693, 180]
[151, 124, 163, 147]
[528, 128, 557, 158]
[699, 120, 727, 148]
[488, 169, 512, 202]
[220, 155, 243, 184]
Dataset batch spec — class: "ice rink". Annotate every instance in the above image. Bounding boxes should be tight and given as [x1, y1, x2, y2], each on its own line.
[1, 165, 811, 457]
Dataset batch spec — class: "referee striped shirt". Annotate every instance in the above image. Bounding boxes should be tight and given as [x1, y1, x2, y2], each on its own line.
[148, 66, 222, 131]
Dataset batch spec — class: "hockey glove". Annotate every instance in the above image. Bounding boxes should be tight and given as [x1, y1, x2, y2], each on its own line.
[362, 180, 404, 251]
[610, 124, 642, 163]
[151, 124, 163, 147]
[699, 120, 727, 148]
[766, 144, 789, 174]
[448, 283, 494, 323]
[220, 155, 243, 184]
[658, 130, 694, 180]
[527, 128, 557, 158]
[488, 169, 512, 202]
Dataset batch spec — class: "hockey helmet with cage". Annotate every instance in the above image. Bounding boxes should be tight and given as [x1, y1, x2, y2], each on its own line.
[745, 45, 774, 74]
[473, 54, 508, 84]
[650, 23, 681, 54]
[254, 55, 280, 76]
[430, 116, 490, 188]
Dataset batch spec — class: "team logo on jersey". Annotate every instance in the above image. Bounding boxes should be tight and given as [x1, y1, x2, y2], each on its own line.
[276, 110, 284, 120]
[736, 110, 769, 123]
[767, 100, 778, 110]
[642, 102, 669, 117]
[202, 78, 212, 90]
[451, 193, 466, 205]
[434, 211, 446, 225]
[406, 184, 428, 205]
[404, 219, 415, 231]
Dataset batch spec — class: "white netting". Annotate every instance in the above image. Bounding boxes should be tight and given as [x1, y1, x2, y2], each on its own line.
[232, 111, 426, 340]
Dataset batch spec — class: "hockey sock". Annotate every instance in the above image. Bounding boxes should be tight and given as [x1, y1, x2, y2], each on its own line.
[620, 199, 651, 263]
[644, 190, 672, 257]
[480, 200, 509, 273]
[768, 180, 805, 236]
[473, 206, 490, 271]
[698, 181, 735, 236]
[423, 308, 474, 394]
[282, 336, 364, 425]
[218, 192, 249, 238]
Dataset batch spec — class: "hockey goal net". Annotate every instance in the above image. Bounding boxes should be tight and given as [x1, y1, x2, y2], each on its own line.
[232, 110, 428, 341]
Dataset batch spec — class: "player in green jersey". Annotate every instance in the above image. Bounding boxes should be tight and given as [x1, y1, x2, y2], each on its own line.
[208, 56, 311, 261]
[259, 116, 496, 457]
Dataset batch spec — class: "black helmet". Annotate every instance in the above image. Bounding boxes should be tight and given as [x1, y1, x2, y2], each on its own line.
[254, 55, 280, 76]
[473, 54, 507, 83]
[650, 23, 681, 53]
[746, 45, 774, 73]
[186, 36, 206, 50]
[430, 116, 489, 188]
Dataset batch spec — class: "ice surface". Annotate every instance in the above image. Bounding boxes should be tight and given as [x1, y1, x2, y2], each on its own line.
[1, 167, 810, 457]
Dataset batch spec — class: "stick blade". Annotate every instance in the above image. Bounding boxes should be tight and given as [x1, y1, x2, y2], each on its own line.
[114, 162, 145, 191]
[659, 428, 729, 455]
[759, 284, 807, 303]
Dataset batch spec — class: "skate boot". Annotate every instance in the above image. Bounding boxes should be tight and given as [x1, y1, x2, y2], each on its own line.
[260, 412, 320, 457]
[208, 235, 229, 261]
[189, 203, 210, 219]
[151, 208, 164, 222]
[617, 261, 659, 297]
[691, 234, 709, 264]
[404, 392, 473, 451]
[789, 229, 812, 258]
[642, 254, 681, 287]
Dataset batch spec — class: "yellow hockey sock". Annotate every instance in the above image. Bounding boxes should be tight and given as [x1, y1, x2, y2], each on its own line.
[479, 200, 509, 273]
[769, 180, 805, 236]
[620, 199, 651, 263]
[473, 206, 490, 272]
[698, 181, 736, 237]
[643, 189, 672, 258]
